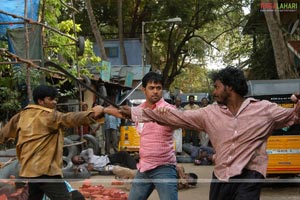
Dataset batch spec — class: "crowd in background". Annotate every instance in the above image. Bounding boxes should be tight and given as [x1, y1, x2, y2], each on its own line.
[172, 95, 215, 166]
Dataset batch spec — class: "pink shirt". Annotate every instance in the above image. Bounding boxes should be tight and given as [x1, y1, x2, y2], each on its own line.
[131, 98, 176, 172]
[140, 98, 299, 181]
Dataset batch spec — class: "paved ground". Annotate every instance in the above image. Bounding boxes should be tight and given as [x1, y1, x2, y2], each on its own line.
[69, 163, 300, 200]
[69, 163, 211, 199]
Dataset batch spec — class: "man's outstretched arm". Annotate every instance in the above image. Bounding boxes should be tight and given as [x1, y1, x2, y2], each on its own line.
[103, 105, 131, 119]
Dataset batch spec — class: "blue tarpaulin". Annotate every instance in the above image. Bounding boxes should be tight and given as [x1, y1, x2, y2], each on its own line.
[0, 0, 40, 40]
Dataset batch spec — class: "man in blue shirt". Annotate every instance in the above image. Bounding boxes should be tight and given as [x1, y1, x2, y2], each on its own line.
[104, 113, 120, 154]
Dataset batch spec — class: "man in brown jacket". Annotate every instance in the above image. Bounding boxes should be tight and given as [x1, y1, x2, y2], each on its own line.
[0, 85, 104, 200]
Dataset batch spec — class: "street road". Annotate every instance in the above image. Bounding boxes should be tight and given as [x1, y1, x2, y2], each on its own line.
[70, 164, 300, 200]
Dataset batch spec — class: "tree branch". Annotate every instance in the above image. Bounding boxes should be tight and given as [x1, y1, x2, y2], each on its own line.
[0, 48, 66, 77]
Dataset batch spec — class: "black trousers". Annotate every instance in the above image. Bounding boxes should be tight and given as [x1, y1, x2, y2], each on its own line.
[209, 169, 264, 200]
[27, 175, 71, 200]
[108, 151, 137, 169]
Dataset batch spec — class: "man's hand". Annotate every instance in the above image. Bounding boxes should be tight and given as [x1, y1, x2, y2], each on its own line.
[291, 93, 300, 102]
[119, 105, 132, 119]
[291, 93, 300, 119]
[104, 105, 124, 118]
[92, 105, 104, 118]
[295, 103, 300, 119]
[155, 107, 170, 114]
[87, 163, 94, 171]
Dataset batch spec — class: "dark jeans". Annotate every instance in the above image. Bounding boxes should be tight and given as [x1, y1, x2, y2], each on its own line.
[27, 175, 70, 200]
[108, 151, 137, 169]
[209, 169, 264, 200]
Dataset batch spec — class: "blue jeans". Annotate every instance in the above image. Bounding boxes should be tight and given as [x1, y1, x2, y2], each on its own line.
[128, 164, 178, 200]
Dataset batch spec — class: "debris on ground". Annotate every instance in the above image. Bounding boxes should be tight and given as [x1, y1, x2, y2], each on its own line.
[0, 180, 28, 200]
[78, 179, 128, 200]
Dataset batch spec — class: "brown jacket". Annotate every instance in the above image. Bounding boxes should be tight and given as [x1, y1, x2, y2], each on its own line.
[0, 105, 93, 177]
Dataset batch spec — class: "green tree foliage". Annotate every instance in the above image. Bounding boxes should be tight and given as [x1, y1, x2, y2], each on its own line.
[198, 1, 252, 67]
[243, 0, 296, 80]
[43, 1, 101, 75]
[0, 0, 102, 120]
[1, 0, 265, 105]
[0, 66, 22, 121]
[246, 35, 278, 80]
[62, 0, 254, 92]
[0, 38, 22, 121]
[170, 65, 212, 93]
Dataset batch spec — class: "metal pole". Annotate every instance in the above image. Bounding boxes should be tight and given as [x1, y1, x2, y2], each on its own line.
[117, 81, 142, 106]
[142, 21, 145, 77]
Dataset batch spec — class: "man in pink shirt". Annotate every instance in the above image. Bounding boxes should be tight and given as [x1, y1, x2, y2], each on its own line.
[104, 72, 178, 200]
[113, 67, 300, 200]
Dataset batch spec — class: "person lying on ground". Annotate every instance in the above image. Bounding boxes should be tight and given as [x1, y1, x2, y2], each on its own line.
[112, 164, 198, 190]
[177, 143, 215, 165]
[193, 148, 215, 166]
[71, 148, 137, 172]
[185, 143, 215, 165]
[0, 175, 28, 200]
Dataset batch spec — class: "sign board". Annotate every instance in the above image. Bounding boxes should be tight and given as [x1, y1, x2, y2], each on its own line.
[100, 61, 111, 82]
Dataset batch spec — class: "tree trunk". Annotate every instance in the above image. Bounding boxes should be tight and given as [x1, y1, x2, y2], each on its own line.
[85, 0, 108, 61]
[118, 0, 128, 65]
[262, 0, 298, 78]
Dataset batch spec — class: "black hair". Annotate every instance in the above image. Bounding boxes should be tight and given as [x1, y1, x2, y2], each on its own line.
[188, 172, 198, 186]
[210, 66, 248, 96]
[142, 72, 163, 88]
[32, 85, 58, 104]
[188, 95, 195, 99]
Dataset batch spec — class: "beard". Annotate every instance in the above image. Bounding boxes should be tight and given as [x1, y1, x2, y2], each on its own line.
[214, 88, 229, 105]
